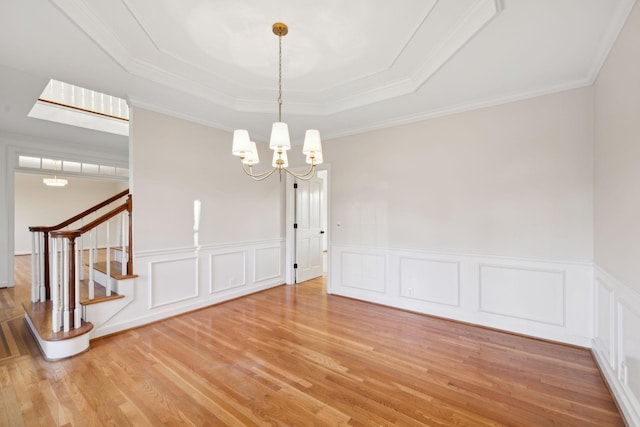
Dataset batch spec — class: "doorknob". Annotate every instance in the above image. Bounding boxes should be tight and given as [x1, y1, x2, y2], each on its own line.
[320, 230, 325, 234]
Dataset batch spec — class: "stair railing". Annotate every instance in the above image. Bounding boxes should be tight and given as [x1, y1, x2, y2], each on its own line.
[28, 189, 129, 303]
[28, 190, 132, 333]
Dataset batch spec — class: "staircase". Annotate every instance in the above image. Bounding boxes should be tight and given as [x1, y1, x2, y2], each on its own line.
[24, 190, 136, 360]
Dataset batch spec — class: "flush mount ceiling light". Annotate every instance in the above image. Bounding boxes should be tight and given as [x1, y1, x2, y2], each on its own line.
[43, 176, 68, 187]
[232, 22, 323, 181]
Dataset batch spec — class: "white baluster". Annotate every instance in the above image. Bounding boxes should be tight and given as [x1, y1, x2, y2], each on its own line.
[106, 221, 111, 296]
[79, 218, 84, 281]
[94, 212, 99, 262]
[51, 238, 60, 332]
[30, 232, 37, 303]
[88, 229, 95, 301]
[121, 212, 126, 275]
[74, 248, 81, 328]
[38, 233, 45, 302]
[63, 239, 70, 332]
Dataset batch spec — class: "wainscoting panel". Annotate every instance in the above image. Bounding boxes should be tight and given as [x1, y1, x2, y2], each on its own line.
[399, 257, 459, 306]
[254, 245, 282, 283]
[595, 277, 615, 367]
[91, 239, 285, 341]
[620, 302, 640, 417]
[209, 251, 245, 293]
[341, 251, 386, 293]
[479, 265, 565, 326]
[148, 256, 199, 309]
[331, 245, 592, 347]
[592, 266, 640, 427]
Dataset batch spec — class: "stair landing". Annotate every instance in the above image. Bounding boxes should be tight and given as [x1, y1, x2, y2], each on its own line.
[22, 301, 93, 341]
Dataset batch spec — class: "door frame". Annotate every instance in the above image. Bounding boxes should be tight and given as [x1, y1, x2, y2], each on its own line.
[284, 163, 331, 292]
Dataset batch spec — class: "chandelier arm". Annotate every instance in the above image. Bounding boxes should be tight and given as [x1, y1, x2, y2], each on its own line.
[250, 170, 279, 181]
[242, 163, 279, 180]
[283, 164, 317, 180]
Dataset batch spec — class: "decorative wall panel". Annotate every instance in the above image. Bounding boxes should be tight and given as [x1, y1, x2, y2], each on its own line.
[479, 265, 565, 326]
[209, 251, 245, 293]
[148, 256, 198, 308]
[341, 252, 386, 293]
[399, 257, 459, 306]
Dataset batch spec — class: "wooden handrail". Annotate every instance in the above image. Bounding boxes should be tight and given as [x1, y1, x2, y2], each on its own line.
[50, 202, 128, 239]
[29, 188, 129, 233]
[52, 194, 134, 274]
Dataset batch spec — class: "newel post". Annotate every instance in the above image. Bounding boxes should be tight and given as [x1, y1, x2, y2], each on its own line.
[127, 194, 133, 275]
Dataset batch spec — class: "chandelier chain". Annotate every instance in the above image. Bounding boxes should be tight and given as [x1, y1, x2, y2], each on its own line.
[278, 34, 283, 122]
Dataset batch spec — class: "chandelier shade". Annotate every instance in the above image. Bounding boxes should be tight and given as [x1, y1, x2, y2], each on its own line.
[231, 22, 323, 181]
[242, 141, 260, 165]
[302, 129, 322, 154]
[269, 122, 291, 151]
[232, 130, 252, 156]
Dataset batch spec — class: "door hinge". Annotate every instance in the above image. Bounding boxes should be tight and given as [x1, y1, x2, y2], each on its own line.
[293, 183, 298, 189]
[294, 223, 298, 229]
[293, 263, 298, 269]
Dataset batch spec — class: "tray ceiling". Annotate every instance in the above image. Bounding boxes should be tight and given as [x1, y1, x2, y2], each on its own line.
[0, 0, 636, 145]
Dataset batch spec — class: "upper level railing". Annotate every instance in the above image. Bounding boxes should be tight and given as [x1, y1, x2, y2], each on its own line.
[28, 189, 132, 332]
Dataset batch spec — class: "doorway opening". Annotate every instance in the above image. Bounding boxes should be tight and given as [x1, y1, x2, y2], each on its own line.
[285, 167, 330, 292]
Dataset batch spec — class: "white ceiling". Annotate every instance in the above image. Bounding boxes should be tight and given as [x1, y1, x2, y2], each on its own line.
[0, 0, 636, 151]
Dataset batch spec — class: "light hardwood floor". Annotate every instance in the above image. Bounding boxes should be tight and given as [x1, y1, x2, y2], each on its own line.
[0, 255, 625, 426]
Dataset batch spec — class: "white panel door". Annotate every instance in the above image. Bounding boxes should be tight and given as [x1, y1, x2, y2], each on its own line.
[295, 177, 323, 282]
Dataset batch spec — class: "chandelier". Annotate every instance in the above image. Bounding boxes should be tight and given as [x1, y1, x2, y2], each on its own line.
[43, 176, 68, 187]
[232, 22, 323, 181]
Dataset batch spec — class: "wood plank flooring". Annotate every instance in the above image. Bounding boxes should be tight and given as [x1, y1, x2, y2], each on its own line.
[0, 255, 625, 426]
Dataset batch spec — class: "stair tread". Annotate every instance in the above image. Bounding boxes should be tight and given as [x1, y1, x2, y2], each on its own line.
[22, 301, 93, 341]
[78, 280, 125, 305]
[92, 261, 138, 280]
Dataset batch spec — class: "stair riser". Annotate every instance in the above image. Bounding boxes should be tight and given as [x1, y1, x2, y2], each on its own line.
[83, 297, 130, 328]
[113, 248, 126, 264]
[82, 277, 135, 330]
[92, 269, 121, 292]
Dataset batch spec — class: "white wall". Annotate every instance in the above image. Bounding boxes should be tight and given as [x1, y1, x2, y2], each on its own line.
[131, 109, 283, 251]
[0, 132, 128, 288]
[326, 87, 594, 260]
[593, 1, 640, 425]
[327, 87, 595, 347]
[92, 107, 286, 336]
[14, 173, 126, 254]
